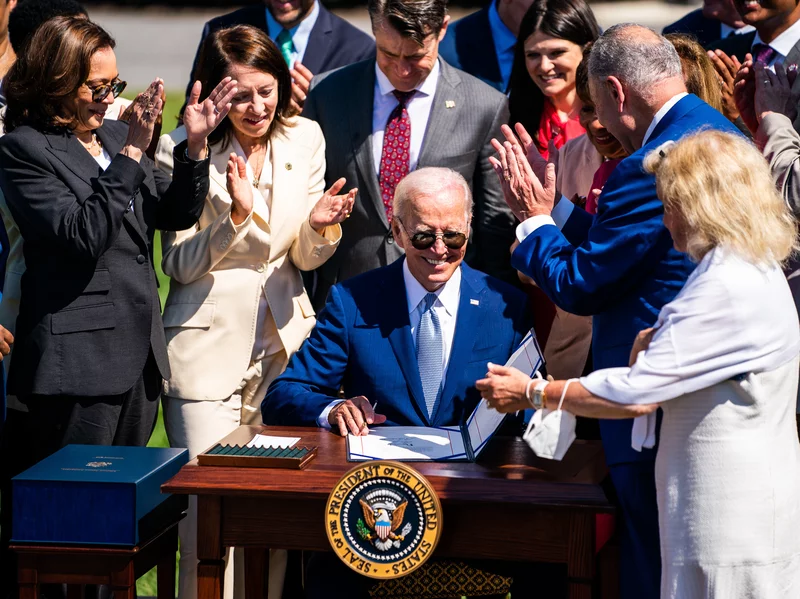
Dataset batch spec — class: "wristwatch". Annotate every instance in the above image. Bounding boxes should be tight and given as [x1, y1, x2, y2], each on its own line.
[529, 380, 549, 410]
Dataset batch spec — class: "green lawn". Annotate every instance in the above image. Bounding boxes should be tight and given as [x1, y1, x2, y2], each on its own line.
[133, 90, 179, 597]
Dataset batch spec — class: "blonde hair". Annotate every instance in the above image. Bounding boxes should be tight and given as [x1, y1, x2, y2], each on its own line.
[644, 130, 798, 264]
[665, 33, 723, 113]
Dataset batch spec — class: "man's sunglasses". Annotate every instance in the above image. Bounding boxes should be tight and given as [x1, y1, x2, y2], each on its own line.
[84, 78, 127, 103]
[397, 219, 468, 250]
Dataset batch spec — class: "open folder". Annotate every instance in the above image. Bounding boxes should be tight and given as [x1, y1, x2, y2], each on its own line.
[347, 330, 544, 462]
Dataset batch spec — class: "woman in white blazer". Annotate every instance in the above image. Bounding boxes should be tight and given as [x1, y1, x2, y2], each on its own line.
[154, 25, 354, 599]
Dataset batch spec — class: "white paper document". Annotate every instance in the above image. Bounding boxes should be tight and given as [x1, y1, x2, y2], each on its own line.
[346, 329, 544, 462]
[348, 427, 466, 461]
[246, 434, 300, 449]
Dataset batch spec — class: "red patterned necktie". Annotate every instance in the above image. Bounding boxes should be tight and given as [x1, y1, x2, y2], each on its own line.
[379, 90, 416, 222]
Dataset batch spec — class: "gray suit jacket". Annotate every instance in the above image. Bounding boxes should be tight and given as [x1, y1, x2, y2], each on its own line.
[303, 58, 515, 308]
[756, 111, 800, 410]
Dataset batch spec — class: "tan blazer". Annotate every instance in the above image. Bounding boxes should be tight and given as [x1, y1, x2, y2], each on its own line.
[155, 117, 341, 401]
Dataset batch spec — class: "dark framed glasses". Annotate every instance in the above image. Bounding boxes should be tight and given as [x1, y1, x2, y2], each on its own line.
[396, 219, 468, 250]
[84, 78, 127, 103]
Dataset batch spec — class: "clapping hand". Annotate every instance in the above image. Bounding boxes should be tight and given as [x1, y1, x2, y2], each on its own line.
[708, 49, 743, 122]
[755, 62, 799, 123]
[0, 325, 13, 360]
[308, 178, 356, 233]
[226, 153, 253, 226]
[183, 77, 239, 160]
[122, 78, 165, 161]
[289, 61, 314, 116]
[489, 123, 557, 221]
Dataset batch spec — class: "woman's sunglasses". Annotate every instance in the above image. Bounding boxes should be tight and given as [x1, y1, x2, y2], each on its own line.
[84, 78, 127, 103]
[396, 219, 468, 250]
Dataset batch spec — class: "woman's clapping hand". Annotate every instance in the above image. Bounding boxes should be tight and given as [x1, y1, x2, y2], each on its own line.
[226, 153, 254, 226]
[308, 178, 356, 233]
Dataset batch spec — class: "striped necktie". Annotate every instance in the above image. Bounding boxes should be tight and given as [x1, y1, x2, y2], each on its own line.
[416, 293, 443, 418]
[275, 29, 295, 66]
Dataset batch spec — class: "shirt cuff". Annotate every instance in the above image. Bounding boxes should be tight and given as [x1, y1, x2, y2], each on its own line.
[515, 195, 573, 242]
[317, 399, 344, 429]
[551, 194, 575, 228]
[516, 214, 557, 242]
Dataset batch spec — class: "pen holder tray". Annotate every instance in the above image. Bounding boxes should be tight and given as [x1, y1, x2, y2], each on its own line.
[197, 444, 317, 469]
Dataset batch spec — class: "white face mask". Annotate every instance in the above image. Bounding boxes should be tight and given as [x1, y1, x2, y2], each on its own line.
[522, 379, 577, 461]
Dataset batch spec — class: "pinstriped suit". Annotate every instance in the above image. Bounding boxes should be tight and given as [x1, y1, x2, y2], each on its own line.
[302, 58, 516, 308]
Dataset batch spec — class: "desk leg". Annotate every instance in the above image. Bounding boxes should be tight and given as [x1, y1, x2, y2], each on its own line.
[16, 562, 37, 599]
[244, 548, 268, 599]
[158, 527, 178, 599]
[567, 512, 595, 599]
[197, 495, 225, 599]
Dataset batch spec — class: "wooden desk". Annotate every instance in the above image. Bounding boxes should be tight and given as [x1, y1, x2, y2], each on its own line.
[163, 426, 613, 599]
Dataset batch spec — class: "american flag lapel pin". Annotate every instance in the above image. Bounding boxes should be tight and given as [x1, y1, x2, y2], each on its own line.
[445, 100, 456, 109]
[470, 299, 479, 306]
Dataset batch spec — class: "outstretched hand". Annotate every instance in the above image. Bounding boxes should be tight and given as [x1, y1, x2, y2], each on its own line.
[183, 77, 239, 159]
[475, 363, 532, 413]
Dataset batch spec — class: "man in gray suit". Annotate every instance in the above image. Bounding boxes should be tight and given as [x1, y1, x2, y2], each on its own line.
[303, 0, 515, 308]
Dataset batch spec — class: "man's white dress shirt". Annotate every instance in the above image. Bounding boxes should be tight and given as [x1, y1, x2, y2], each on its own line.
[371, 60, 440, 176]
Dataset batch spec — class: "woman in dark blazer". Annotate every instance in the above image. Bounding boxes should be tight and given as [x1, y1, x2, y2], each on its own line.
[0, 15, 236, 468]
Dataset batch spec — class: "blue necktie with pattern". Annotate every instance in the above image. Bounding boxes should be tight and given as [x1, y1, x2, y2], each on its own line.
[416, 293, 443, 418]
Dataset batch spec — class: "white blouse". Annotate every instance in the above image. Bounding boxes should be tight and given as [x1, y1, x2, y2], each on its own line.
[581, 246, 800, 450]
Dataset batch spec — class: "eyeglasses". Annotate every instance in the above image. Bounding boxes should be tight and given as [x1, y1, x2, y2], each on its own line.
[396, 218, 467, 250]
[83, 78, 127, 103]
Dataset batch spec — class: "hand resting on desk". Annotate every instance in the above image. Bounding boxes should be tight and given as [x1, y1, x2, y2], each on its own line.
[328, 396, 387, 437]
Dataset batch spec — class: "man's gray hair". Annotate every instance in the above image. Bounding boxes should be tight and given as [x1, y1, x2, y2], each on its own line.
[588, 23, 683, 95]
[393, 168, 473, 224]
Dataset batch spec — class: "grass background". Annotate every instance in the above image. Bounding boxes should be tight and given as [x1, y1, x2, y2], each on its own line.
[135, 90, 180, 596]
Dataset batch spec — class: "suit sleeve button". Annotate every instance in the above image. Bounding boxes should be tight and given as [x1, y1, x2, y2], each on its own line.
[136, 254, 146, 264]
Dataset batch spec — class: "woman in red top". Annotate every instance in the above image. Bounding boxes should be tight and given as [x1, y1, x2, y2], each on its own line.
[507, 0, 601, 160]
[507, 0, 600, 350]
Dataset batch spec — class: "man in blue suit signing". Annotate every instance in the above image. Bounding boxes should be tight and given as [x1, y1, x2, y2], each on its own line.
[491, 24, 741, 599]
[264, 166, 530, 435]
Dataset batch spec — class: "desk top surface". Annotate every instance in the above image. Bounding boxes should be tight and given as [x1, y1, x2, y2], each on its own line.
[163, 426, 612, 511]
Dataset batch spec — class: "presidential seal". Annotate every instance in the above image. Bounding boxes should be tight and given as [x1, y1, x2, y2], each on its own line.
[325, 461, 442, 579]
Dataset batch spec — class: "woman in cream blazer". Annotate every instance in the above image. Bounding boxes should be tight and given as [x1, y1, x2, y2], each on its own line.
[154, 25, 354, 599]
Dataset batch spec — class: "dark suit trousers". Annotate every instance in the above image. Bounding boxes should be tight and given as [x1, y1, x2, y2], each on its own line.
[0, 352, 161, 599]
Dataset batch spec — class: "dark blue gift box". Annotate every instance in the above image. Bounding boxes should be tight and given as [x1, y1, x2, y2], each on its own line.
[12, 445, 188, 546]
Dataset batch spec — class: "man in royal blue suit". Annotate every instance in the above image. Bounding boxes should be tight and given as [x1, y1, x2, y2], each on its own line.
[264, 166, 537, 598]
[492, 24, 741, 599]
[264, 166, 529, 435]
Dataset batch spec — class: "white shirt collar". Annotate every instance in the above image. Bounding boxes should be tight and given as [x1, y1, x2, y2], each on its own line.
[375, 58, 440, 98]
[641, 92, 689, 147]
[403, 259, 461, 317]
[720, 22, 755, 39]
[752, 17, 800, 59]
[265, 0, 320, 59]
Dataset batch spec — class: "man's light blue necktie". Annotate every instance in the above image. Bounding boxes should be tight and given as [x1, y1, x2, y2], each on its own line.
[275, 29, 295, 66]
[416, 292, 443, 418]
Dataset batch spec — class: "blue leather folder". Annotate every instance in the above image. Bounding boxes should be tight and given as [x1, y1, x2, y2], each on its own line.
[12, 444, 188, 546]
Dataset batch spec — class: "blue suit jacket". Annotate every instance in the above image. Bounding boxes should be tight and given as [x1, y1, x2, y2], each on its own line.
[263, 260, 530, 428]
[663, 8, 724, 47]
[438, 6, 505, 92]
[512, 94, 741, 465]
[187, 4, 375, 98]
